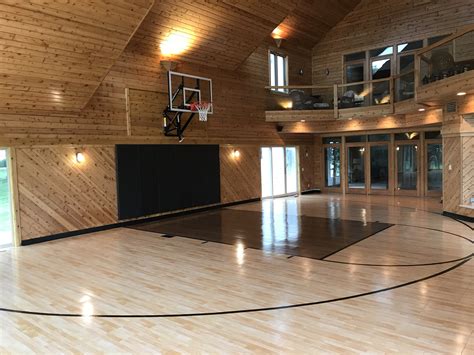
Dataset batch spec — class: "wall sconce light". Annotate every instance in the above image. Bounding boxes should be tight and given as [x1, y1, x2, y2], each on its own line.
[75, 152, 85, 163]
[232, 149, 241, 159]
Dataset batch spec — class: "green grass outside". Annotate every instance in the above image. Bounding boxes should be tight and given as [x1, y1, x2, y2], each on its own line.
[0, 167, 12, 234]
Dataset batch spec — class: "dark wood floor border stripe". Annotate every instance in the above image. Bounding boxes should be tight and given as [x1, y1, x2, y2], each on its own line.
[0, 258, 470, 318]
[21, 198, 261, 246]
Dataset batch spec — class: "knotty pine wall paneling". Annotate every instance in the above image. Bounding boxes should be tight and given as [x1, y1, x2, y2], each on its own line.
[220, 146, 262, 204]
[16, 146, 118, 241]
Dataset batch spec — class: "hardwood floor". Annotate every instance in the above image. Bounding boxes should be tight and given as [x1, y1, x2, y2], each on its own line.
[0, 195, 472, 353]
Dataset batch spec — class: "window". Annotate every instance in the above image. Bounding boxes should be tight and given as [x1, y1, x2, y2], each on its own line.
[322, 137, 342, 144]
[368, 134, 390, 142]
[325, 147, 341, 188]
[395, 132, 420, 141]
[397, 40, 423, 53]
[346, 135, 367, 143]
[269, 52, 288, 93]
[425, 131, 442, 140]
[344, 52, 366, 102]
[370, 46, 394, 57]
[370, 46, 393, 105]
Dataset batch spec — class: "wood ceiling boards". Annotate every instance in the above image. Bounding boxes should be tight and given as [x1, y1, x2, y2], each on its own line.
[0, 0, 155, 113]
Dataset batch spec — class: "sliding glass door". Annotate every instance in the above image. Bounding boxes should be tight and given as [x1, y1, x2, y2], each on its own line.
[261, 147, 298, 198]
[0, 149, 13, 248]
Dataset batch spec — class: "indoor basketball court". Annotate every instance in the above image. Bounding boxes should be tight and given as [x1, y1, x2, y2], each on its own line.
[0, 0, 473, 353]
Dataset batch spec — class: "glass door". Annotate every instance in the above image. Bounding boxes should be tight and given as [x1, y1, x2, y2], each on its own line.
[395, 143, 419, 196]
[0, 149, 13, 248]
[260, 147, 299, 198]
[346, 145, 367, 193]
[285, 147, 298, 194]
[368, 144, 389, 193]
[425, 141, 442, 196]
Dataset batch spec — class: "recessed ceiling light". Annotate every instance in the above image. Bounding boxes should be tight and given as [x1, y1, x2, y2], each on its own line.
[300, 120, 306, 123]
[457, 92, 467, 96]
[418, 108, 426, 112]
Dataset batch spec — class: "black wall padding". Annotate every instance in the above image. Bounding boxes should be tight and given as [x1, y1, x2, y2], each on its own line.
[116, 145, 221, 220]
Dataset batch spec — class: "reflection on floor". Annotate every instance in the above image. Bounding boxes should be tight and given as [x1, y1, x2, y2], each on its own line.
[0, 194, 472, 353]
[131, 209, 392, 259]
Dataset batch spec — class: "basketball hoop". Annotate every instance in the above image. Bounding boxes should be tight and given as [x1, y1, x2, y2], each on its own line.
[190, 101, 212, 122]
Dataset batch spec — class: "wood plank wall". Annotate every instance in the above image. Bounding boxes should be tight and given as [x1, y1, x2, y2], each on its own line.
[0, 7, 321, 242]
[442, 94, 474, 217]
[15, 146, 118, 241]
[15, 143, 317, 241]
[312, 0, 474, 86]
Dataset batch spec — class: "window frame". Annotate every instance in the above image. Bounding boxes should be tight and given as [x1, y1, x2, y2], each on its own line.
[268, 51, 289, 94]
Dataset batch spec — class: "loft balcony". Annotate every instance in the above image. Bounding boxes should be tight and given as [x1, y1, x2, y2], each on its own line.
[266, 24, 474, 123]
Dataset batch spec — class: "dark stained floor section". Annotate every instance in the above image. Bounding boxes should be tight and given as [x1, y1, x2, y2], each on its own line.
[129, 209, 393, 260]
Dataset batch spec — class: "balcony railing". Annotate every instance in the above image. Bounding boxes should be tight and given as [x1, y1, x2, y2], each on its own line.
[266, 76, 405, 119]
[416, 24, 474, 86]
[266, 25, 474, 120]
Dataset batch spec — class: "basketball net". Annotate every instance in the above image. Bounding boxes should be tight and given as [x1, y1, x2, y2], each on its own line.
[190, 101, 212, 122]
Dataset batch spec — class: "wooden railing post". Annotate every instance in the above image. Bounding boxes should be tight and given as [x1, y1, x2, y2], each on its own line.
[390, 77, 395, 114]
[414, 55, 420, 102]
[333, 84, 339, 119]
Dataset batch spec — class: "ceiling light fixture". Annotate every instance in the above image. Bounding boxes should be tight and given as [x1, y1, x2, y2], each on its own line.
[418, 108, 426, 112]
[160, 32, 191, 56]
[271, 26, 285, 48]
[457, 92, 467, 96]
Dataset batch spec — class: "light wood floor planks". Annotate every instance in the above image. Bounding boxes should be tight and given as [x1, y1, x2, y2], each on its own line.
[0, 194, 472, 353]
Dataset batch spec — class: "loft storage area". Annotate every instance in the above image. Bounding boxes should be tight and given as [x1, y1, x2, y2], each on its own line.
[266, 24, 474, 121]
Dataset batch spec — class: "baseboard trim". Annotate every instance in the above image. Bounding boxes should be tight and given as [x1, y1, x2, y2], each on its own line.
[301, 189, 321, 195]
[442, 211, 474, 224]
[21, 198, 262, 246]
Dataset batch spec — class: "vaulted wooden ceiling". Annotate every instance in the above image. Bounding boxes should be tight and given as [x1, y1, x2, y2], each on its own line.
[0, 0, 154, 113]
[128, 0, 300, 70]
[128, 0, 361, 70]
[277, 0, 362, 49]
[1, 0, 361, 113]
